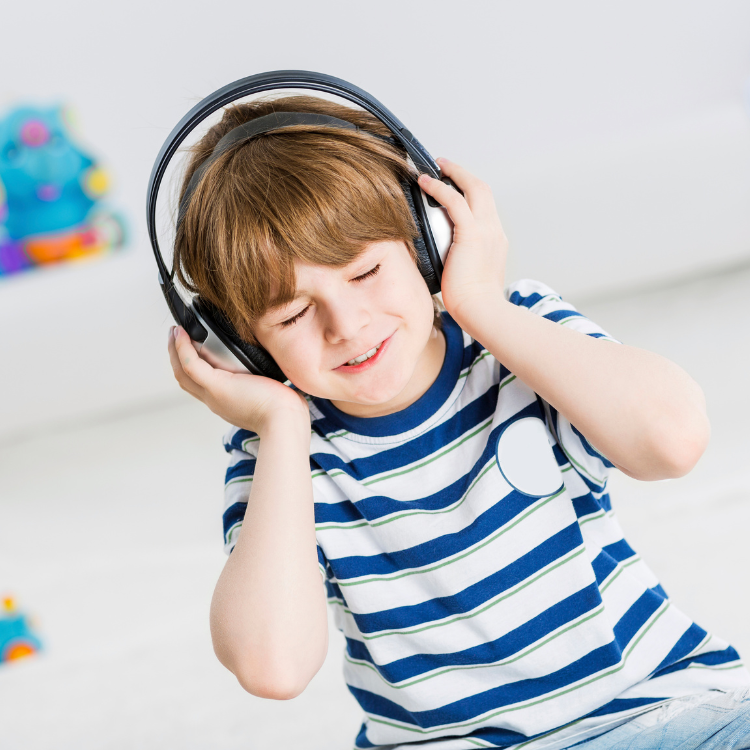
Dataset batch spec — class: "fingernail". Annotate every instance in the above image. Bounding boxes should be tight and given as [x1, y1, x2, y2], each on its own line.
[418, 173, 431, 184]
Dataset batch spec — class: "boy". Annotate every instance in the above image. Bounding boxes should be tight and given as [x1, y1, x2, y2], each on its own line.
[167, 96, 750, 749]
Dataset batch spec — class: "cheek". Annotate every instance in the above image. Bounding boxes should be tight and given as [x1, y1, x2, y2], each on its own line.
[267, 330, 323, 386]
[380, 259, 432, 313]
[397, 264, 435, 330]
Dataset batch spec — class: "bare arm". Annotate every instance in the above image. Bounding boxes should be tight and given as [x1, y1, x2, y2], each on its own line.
[458, 300, 709, 480]
[168, 327, 328, 698]
[210, 412, 328, 699]
[418, 161, 709, 481]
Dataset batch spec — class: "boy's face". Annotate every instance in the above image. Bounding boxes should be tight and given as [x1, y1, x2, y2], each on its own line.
[254, 240, 445, 418]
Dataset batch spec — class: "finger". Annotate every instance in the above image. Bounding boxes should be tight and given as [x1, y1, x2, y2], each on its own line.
[169, 327, 210, 397]
[435, 158, 497, 222]
[417, 173, 474, 228]
[173, 326, 222, 388]
[168, 329, 203, 399]
[167, 327, 184, 376]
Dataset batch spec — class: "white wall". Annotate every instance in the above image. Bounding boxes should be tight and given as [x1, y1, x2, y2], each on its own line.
[1, 0, 749, 437]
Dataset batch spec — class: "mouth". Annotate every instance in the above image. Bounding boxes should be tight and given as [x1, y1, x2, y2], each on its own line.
[335, 334, 393, 372]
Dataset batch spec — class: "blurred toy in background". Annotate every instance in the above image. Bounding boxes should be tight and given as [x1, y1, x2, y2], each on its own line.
[0, 595, 42, 663]
[0, 105, 125, 276]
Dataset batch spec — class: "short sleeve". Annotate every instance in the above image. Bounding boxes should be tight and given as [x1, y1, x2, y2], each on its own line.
[222, 427, 260, 555]
[505, 279, 619, 344]
[222, 426, 329, 582]
[505, 279, 618, 490]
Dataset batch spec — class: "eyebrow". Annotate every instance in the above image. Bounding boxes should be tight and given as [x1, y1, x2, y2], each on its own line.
[267, 294, 307, 315]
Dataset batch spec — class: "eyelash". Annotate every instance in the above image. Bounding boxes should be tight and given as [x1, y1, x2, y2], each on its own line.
[279, 264, 381, 328]
[354, 263, 381, 282]
[280, 308, 308, 328]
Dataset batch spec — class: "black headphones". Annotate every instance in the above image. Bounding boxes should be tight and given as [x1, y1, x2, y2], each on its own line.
[146, 70, 455, 382]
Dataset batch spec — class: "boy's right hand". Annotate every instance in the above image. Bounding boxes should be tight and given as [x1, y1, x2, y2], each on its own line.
[168, 326, 310, 435]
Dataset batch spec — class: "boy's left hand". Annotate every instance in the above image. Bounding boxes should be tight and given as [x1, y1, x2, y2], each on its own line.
[417, 159, 509, 327]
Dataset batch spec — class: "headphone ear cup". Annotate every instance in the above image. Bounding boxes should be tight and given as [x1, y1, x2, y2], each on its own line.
[400, 179, 442, 294]
[192, 297, 287, 382]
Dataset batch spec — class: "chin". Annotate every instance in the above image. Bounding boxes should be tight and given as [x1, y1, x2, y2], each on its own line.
[344, 369, 414, 406]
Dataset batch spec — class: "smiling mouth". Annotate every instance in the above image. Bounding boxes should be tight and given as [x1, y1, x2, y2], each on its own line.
[344, 341, 384, 367]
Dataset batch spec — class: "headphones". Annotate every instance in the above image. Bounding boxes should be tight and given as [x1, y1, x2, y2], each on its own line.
[146, 70, 455, 382]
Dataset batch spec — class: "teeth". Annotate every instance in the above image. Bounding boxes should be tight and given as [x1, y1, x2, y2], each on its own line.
[346, 343, 381, 366]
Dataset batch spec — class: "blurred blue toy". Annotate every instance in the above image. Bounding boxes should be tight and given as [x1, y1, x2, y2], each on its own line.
[0, 105, 125, 275]
[0, 595, 42, 664]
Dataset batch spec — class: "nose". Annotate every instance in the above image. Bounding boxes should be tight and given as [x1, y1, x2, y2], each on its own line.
[322, 293, 371, 345]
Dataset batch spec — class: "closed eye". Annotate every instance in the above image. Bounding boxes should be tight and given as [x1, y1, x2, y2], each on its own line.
[280, 306, 309, 328]
[353, 264, 381, 282]
[279, 264, 381, 328]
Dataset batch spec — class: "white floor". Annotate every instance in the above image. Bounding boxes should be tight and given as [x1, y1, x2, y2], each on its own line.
[1, 265, 749, 749]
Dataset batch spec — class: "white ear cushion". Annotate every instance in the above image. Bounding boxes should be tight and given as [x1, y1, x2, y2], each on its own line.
[421, 197, 454, 265]
[495, 418, 564, 497]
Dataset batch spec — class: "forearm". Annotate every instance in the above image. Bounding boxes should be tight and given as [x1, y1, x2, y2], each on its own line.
[210, 412, 328, 698]
[454, 297, 710, 480]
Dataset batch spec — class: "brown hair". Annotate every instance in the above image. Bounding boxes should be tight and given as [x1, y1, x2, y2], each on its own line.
[173, 95, 442, 345]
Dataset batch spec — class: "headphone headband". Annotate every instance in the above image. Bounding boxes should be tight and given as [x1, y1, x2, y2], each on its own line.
[210, 111, 360, 153]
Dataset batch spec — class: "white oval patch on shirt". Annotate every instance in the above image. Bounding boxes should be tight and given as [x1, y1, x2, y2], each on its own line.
[495, 417, 564, 497]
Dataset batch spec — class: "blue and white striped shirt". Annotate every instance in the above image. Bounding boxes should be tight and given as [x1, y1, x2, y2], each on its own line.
[222, 280, 748, 749]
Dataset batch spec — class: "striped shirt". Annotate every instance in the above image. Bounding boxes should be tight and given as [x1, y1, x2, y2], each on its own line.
[222, 279, 748, 749]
